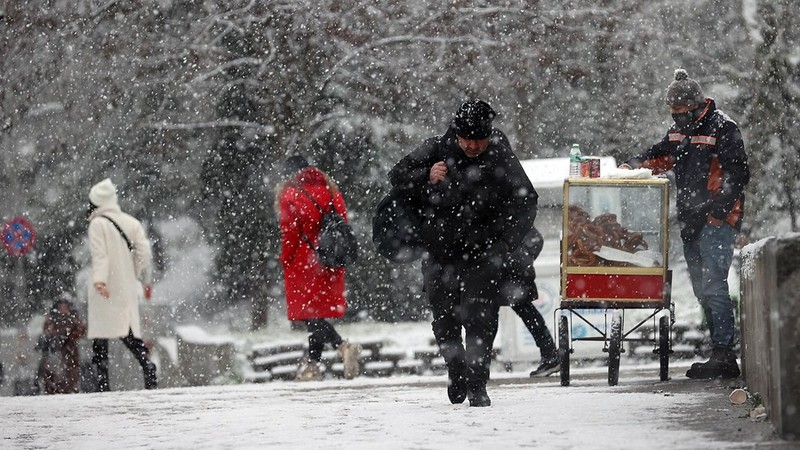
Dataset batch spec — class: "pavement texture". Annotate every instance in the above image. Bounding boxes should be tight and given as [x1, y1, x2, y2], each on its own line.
[1, 362, 795, 449]
[502, 365, 792, 449]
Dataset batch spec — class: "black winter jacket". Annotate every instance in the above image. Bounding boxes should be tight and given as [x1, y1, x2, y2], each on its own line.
[389, 126, 538, 263]
[625, 98, 749, 242]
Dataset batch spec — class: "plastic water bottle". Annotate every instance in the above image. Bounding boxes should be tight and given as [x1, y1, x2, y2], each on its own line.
[569, 144, 582, 178]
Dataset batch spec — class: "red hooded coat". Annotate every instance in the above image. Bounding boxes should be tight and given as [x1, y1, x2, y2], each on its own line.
[279, 167, 348, 320]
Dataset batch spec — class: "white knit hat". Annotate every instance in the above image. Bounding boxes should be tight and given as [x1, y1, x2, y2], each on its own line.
[89, 178, 118, 207]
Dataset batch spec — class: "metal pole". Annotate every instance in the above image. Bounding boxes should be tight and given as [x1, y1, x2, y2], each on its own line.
[13, 255, 24, 324]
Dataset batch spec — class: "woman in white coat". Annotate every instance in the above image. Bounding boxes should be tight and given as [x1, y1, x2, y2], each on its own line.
[86, 178, 157, 391]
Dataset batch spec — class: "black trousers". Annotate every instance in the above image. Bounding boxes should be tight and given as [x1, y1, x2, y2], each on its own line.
[422, 255, 502, 385]
[306, 319, 344, 362]
[510, 301, 557, 359]
[500, 243, 556, 359]
[92, 330, 154, 391]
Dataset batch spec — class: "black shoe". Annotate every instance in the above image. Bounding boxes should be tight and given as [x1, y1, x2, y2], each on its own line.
[530, 354, 561, 378]
[467, 383, 491, 407]
[447, 367, 467, 404]
[144, 362, 158, 390]
[686, 348, 740, 379]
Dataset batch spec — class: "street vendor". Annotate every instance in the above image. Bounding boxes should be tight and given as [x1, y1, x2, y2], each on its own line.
[619, 69, 749, 379]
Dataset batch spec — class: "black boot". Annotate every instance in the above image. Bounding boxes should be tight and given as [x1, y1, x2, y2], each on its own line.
[91, 339, 110, 392]
[447, 364, 467, 404]
[144, 361, 158, 390]
[95, 362, 110, 392]
[686, 348, 740, 379]
[467, 382, 491, 407]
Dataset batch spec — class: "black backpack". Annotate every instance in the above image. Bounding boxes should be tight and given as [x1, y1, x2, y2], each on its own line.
[295, 186, 358, 268]
[372, 188, 425, 263]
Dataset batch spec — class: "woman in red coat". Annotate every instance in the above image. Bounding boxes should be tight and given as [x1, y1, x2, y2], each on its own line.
[276, 155, 360, 381]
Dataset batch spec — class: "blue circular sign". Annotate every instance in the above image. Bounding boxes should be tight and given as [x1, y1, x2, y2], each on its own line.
[2, 217, 36, 256]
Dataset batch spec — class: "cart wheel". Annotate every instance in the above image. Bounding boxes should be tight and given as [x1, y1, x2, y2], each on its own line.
[659, 315, 670, 381]
[559, 315, 570, 387]
[608, 315, 622, 386]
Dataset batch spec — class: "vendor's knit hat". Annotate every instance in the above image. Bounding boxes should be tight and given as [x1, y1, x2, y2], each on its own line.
[453, 99, 497, 139]
[89, 178, 118, 208]
[665, 69, 705, 106]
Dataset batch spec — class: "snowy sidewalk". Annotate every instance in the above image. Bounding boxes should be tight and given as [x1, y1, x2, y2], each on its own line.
[1, 365, 788, 450]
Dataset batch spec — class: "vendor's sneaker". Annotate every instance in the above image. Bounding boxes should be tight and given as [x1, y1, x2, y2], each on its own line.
[338, 341, 362, 380]
[529, 354, 561, 378]
[686, 348, 740, 379]
[295, 361, 323, 381]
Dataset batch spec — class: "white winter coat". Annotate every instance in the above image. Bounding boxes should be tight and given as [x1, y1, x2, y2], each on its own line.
[86, 205, 152, 339]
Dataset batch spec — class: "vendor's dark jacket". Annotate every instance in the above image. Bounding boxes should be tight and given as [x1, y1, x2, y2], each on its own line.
[389, 126, 538, 263]
[625, 98, 749, 242]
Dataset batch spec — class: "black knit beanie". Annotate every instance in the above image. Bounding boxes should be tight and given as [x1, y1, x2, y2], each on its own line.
[453, 99, 497, 139]
[665, 69, 704, 106]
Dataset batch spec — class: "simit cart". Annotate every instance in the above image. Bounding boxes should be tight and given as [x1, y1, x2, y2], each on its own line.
[557, 177, 672, 386]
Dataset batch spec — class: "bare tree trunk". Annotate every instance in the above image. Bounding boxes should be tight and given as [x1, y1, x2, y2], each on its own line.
[251, 296, 271, 330]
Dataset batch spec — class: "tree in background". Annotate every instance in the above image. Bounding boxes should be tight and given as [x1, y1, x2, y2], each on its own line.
[744, 0, 800, 235]
[0, 3, 88, 324]
[1, 0, 797, 326]
[199, 17, 277, 327]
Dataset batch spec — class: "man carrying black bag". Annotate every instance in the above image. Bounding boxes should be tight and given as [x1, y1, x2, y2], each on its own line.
[384, 100, 537, 407]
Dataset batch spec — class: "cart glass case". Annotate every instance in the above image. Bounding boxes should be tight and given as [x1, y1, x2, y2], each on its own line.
[561, 178, 670, 308]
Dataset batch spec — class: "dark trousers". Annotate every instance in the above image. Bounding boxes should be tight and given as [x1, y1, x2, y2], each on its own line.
[306, 319, 344, 362]
[92, 329, 156, 391]
[422, 255, 502, 385]
[510, 301, 557, 359]
[683, 223, 737, 349]
[500, 242, 556, 359]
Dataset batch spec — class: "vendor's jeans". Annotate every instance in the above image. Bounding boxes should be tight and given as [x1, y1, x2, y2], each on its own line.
[422, 255, 503, 385]
[682, 223, 737, 350]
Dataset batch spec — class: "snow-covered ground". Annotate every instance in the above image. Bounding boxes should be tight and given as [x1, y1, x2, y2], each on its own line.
[0, 222, 767, 449]
[0, 316, 785, 448]
[1, 363, 786, 450]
